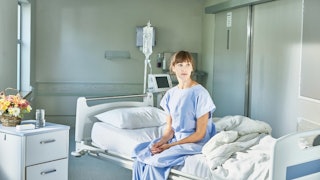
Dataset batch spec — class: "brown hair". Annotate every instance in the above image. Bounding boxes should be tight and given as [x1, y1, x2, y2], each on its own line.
[169, 51, 195, 73]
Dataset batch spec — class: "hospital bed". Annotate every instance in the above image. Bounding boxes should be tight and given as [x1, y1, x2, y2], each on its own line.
[72, 93, 320, 180]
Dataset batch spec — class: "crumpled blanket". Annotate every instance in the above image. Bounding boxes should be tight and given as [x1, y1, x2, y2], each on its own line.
[202, 115, 272, 171]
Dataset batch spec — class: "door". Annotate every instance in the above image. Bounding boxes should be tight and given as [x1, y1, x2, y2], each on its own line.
[212, 6, 251, 117]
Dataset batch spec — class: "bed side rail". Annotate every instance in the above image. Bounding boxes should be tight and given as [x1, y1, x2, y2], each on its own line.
[271, 129, 320, 180]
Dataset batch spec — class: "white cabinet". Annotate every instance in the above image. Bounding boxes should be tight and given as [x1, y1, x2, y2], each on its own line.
[0, 122, 70, 180]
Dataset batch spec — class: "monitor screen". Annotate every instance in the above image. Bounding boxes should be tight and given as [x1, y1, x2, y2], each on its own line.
[156, 76, 170, 88]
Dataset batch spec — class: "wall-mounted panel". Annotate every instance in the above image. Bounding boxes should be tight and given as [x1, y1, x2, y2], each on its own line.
[35, 82, 142, 116]
[297, 0, 320, 133]
[300, 0, 320, 101]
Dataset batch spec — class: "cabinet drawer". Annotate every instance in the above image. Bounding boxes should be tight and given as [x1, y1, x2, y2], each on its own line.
[26, 130, 68, 166]
[26, 158, 68, 180]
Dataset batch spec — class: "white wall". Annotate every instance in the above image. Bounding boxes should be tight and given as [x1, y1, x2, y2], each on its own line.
[0, 0, 17, 90]
[297, 0, 320, 132]
[202, 0, 227, 97]
[32, 0, 204, 124]
[34, 0, 204, 84]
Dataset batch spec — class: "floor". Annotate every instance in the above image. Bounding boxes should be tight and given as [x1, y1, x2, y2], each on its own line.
[68, 128, 132, 180]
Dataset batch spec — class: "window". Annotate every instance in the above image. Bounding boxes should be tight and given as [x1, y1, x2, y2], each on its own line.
[17, 3, 21, 90]
[17, 1, 31, 95]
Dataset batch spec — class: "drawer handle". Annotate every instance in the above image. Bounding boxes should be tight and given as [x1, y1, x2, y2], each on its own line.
[41, 169, 57, 175]
[40, 139, 56, 144]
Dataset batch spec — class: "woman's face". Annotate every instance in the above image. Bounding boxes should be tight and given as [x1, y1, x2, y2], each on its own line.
[172, 61, 193, 81]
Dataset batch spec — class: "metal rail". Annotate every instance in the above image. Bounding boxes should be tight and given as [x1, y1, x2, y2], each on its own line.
[86, 93, 147, 101]
[205, 0, 273, 14]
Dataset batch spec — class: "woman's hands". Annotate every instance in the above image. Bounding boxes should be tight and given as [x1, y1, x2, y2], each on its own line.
[150, 112, 210, 155]
[150, 141, 171, 154]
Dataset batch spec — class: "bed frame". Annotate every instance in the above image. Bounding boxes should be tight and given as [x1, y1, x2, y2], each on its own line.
[72, 93, 320, 180]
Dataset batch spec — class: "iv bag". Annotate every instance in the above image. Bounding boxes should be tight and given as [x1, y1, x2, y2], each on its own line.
[142, 22, 153, 59]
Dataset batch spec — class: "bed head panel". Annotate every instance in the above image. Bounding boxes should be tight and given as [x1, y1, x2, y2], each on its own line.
[271, 129, 320, 180]
[75, 93, 153, 143]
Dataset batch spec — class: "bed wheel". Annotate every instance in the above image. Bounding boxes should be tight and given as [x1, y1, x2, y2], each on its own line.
[71, 150, 84, 157]
[313, 135, 320, 146]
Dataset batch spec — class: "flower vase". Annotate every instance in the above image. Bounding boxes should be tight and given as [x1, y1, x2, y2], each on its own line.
[1, 115, 21, 127]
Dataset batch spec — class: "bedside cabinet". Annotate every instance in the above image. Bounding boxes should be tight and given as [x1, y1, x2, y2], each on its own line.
[0, 121, 70, 180]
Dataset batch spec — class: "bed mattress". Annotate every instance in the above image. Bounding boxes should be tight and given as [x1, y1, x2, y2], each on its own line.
[91, 122, 212, 179]
[91, 119, 274, 180]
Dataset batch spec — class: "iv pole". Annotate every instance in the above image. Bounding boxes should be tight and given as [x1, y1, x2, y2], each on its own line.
[142, 21, 153, 94]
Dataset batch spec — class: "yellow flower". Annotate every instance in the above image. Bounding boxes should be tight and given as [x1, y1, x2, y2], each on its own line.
[0, 99, 10, 111]
[27, 105, 32, 112]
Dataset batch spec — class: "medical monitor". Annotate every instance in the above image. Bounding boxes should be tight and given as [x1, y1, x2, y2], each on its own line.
[148, 74, 173, 93]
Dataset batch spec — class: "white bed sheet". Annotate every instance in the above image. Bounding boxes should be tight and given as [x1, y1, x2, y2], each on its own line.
[91, 120, 275, 180]
[91, 122, 212, 178]
[91, 122, 164, 159]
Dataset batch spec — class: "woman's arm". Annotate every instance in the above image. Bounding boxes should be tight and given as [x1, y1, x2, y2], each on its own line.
[150, 115, 174, 154]
[161, 115, 174, 142]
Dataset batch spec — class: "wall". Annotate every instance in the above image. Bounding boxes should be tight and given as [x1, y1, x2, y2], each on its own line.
[32, 0, 204, 125]
[202, 0, 227, 97]
[297, 0, 320, 132]
[0, 0, 17, 90]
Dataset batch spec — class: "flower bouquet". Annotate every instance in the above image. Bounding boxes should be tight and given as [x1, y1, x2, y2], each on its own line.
[0, 88, 32, 126]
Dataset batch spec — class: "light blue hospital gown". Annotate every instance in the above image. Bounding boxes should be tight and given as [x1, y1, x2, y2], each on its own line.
[132, 84, 216, 180]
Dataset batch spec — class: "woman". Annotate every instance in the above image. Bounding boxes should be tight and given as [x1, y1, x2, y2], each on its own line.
[132, 51, 216, 180]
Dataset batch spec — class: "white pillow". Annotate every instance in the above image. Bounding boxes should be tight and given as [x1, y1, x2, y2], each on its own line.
[94, 106, 167, 129]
